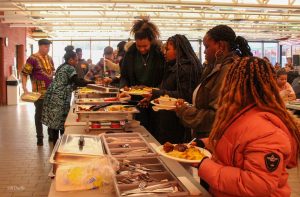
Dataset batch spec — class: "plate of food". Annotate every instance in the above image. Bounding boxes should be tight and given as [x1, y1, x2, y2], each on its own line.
[151, 95, 178, 109]
[156, 142, 211, 163]
[120, 85, 158, 95]
[21, 92, 41, 102]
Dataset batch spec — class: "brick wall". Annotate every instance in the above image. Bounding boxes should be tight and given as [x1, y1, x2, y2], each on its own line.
[0, 23, 27, 105]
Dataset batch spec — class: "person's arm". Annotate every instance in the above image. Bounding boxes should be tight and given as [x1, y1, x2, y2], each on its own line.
[176, 104, 216, 132]
[70, 75, 93, 87]
[286, 82, 296, 100]
[152, 65, 195, 103]
[176, 63, 229, 132]
[198, 131, 289, 197]
[120, 53, 130, 88]
[21, 74, 29, 94]
[21, 57, 34, 94]
[105, 59, 120, 72]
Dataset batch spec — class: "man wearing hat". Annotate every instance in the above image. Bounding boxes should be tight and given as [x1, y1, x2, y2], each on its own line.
[84, 46, 119, 82]
[21, 39, 55, 146]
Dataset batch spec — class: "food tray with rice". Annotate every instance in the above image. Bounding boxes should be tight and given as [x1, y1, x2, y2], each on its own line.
[75, 87, 118, 98]
[120, 85, 158, 96]
[75, 104, 139, 122]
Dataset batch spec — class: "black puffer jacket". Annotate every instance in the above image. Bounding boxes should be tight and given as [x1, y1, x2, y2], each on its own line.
[120, 43, 165, 88]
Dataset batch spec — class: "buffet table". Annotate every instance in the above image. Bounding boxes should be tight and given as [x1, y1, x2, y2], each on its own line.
[49, 93, 211, 197]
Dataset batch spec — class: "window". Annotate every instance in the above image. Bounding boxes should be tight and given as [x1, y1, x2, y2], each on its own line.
[71, 41, 91, 60]
[263, 42, 278, 65]
[90, 41, 109, 64]
[249, 42, 263, 58]
[52, 41, 71, 68]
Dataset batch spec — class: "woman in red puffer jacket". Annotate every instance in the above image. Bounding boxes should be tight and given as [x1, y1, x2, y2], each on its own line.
[196, 56, 300, 197]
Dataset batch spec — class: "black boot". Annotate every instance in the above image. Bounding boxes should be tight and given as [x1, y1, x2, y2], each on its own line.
[37, 138, 43, 146]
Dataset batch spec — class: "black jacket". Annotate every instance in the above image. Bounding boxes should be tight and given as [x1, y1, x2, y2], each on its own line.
[152, 59, 201, 103]
[120, 43, 165, 88]
[151, 59, 202, 144]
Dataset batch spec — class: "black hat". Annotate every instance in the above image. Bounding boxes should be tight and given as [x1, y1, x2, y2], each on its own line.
[38, 39, 52, 45]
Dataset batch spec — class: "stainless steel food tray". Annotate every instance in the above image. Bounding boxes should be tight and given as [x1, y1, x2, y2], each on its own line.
[87, 84, 119, 93]
[113, 157, 189, 196]
[75, 105, 139, 122]
[101, 133, 156, 158]
[76, 91, 118, 99]
[49, 134, 105, 174]
[75, 97, 121, 105]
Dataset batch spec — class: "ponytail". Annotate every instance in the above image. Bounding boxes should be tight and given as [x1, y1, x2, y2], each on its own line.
[234, 36, 253, 57]
[207, 25, 253, 57]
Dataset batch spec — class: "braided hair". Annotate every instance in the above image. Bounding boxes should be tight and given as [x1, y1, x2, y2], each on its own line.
[167, 34, 202, 101]
[209, 56, 300, 155]
[130, 19, 160, 42]
[207, 25, 253, 57]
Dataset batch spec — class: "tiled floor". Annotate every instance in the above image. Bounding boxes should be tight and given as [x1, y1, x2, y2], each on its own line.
[0, 103, 52, 197]
[0, 102, 299, 197]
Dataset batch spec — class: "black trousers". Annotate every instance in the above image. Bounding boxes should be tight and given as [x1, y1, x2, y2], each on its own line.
[34, 99, 52, 140]
[48, 128, 64, 146]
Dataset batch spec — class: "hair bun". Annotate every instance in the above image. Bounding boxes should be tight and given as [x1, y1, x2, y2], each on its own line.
[64, 45, 74, 52]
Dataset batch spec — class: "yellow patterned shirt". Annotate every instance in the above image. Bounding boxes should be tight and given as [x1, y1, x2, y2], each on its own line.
[22, 53, 55, 98]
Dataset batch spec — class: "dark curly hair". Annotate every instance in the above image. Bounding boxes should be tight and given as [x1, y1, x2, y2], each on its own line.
[63, 45, 77, 62]
[206, 25, 253, 57]
[130, 19, 160, 41]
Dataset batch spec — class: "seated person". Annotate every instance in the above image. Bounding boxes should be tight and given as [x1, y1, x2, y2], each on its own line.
[292, 75, 300, 99]
[276, 68, 296, 101]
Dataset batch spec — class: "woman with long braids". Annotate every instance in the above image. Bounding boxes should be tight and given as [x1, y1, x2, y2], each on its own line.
[120, 19, 165, 133]
[176, 25, 253, 139]
[42, 46, 92, 145]
[140, 34, 202, 143]
[195, 56, 299, 197]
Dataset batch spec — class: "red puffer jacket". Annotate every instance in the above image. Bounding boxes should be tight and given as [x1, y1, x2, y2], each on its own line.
[199, 104, 298, 197]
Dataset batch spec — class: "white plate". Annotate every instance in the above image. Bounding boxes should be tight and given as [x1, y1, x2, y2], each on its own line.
[155, 145, 212, 163]
[150, 100, 176, 109]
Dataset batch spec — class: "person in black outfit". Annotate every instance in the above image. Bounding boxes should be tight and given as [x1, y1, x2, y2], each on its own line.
[120, 19, 165, 134]
[140, 34, 202, 143]
[116, 41, 127, 67]
[75, 48, 89, 79]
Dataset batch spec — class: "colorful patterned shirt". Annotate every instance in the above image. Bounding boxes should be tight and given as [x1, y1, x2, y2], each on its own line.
[22, 53, 55, 98]
[84, 58, 117, 81]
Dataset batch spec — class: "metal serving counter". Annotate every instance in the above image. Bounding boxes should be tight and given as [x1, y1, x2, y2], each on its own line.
[48, 104, 211, 197]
